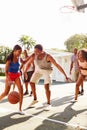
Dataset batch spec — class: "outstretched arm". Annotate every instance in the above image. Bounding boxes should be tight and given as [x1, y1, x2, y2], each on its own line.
[24, 54, 35, 73]
[20, 53, 34, 64]
[47, 54, 68, 80]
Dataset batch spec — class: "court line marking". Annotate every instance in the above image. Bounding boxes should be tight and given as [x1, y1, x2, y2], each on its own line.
[0, 107, 87, 130]
[27, 113, 87, 130]
[0, 107, 15, 113]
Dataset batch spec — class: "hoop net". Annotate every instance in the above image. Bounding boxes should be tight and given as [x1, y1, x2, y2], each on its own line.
[59, 5, 76, 13]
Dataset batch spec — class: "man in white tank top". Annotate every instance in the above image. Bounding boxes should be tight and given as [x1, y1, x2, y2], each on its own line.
[24, 44, 68, 110]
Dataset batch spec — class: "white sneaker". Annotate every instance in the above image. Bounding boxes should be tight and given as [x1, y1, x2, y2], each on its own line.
[18, 111, 26, 115]
[44, 104, 52, 111]
[71, 100, 77, 103]
[29, 100, 38, 107]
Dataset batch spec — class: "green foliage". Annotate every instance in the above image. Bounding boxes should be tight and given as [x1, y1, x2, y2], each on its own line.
[0, 73, 5, 76]
[19, 35, 36, 50]
[0, 46, 12, 63]
[64, 33, 87, 52]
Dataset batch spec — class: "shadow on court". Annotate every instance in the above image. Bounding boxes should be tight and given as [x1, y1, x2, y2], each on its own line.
[0, 113, 30, 130]
[51, 95, 74, 107]
[0, 78, 5, 83]
[0, 78, 87, 130]
[38, 79, 75, 86]
[35, 103, 87, 130]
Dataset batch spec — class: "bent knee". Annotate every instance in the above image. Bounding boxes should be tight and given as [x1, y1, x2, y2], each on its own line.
[30, 82, 35, 85]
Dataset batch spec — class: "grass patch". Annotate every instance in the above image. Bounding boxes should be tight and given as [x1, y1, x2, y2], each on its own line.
[0, 73, 5, 76]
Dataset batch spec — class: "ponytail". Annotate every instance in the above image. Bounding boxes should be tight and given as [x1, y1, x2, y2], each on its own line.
[6, 51, 14, 62]
[6, 44, 22, 62]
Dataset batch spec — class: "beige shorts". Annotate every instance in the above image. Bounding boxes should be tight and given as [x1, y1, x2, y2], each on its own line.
[72, 69, 79, 81]
[30, 68, 53, 84]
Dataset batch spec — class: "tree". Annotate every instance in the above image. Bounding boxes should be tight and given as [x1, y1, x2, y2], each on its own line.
[64, 33, 87, 52]
[0, 46, 12, 63]
[19, 35, 36, 50]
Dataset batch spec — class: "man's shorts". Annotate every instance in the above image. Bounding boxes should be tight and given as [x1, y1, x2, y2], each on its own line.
[8, 72, 20, 81]
[72, 69, 79, 81]
[30, 68, 52, 84]
[24, 71, 34, 83]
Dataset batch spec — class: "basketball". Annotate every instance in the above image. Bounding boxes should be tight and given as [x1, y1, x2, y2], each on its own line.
[8, 91, 20, 104]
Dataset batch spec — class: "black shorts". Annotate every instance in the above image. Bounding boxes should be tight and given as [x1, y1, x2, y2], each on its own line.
[24, 71, 34, 83]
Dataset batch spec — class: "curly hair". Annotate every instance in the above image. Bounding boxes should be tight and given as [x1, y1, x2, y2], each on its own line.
[80, 49, 87, 62]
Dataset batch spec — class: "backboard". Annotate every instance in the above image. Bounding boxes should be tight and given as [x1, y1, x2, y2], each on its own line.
[71, 0, 87, 12]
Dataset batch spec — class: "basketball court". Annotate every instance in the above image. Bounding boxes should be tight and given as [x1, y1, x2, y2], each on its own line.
[0, 77, 87, 130]
[0, 0, 87, 130]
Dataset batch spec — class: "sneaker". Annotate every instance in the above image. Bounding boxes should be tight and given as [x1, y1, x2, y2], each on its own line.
[23, 91, 29, 95]
[43, 104, 52, 111]
[80, 89, 84, 95]
[71, 100, 77, 103]
[78, 91, 81, 94]
[18, 111, 26, 115]
[29, 91, 32, 97]
[29, 100, 38, 107]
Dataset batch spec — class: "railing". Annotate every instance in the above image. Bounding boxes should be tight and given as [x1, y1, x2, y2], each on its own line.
[0, 64, 5, 73]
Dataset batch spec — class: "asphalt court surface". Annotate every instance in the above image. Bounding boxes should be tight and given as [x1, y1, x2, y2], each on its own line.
[0, 78, 87, 130]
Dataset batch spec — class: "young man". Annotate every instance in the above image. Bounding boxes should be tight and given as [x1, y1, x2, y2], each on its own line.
[24, 44, 68, 110]
[20, 50, 34, 96]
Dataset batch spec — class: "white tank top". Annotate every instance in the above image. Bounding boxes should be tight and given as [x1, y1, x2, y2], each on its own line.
[35, 53, 52, 70]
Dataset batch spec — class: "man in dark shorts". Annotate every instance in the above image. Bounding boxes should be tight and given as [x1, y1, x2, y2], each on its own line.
[20, 50, 34, 96]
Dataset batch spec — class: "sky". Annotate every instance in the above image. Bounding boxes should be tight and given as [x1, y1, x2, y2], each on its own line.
[0, 0, 87, 49]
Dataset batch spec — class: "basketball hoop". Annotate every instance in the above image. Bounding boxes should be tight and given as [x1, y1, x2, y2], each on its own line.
[71, 0, 87, 13]
[59, 5, 76, 13]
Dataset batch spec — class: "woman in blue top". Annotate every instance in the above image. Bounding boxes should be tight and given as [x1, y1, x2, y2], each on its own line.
[0, 45, 24, 114]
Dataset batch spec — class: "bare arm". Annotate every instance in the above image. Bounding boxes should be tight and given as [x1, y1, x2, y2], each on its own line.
[70, 61, 73, 74]
[24, 53, 35, 73]
[20, 63, 24, 70]
[47, 54, 68, 79]
[20, 53, 34, 64]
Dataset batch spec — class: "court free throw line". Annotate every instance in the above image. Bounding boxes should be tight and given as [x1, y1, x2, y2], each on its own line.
[27, 113, 87, 130]
[0, 107, 87, 130]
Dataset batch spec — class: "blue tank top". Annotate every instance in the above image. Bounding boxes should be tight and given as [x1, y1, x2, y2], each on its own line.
[8, 62, 20, 73]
